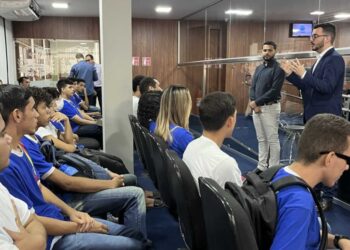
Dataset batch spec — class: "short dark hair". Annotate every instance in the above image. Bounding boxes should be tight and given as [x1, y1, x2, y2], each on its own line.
[86, 54, 94, 60]
[140, 77, 157, 95]
[199, 92, 236, 131]
[314, 23, 336, 43]
[43, 87, 60, 100]
[76, 53, 84, 59]
[296, 114, 350, 164]
[67, 77, 77, 83]
[18, 76, 29, 85]
[56, 78, 74, 94]
[30, 87, 52, 108]
[133, 75, 145, 92]
[0, 85, 32, 124]
[263, 41, 277, 50]
[137, 90, 163, 129]
[76, 78, 86, 83]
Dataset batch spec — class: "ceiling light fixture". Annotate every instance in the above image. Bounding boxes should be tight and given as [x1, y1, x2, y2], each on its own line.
[334, 13, 350, 19]
[310, 10, 325, 15]
[225, 9, 253, 16]
[52, 2, 68, 9]
[155, 6, 172, 14]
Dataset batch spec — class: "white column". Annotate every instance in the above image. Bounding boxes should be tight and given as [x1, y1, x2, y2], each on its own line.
[99, 0, 133, 172]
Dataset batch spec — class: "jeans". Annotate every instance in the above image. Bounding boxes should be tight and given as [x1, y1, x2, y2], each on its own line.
[253, 103, 281, 170]
[63, 154, 146, 237]
[52, 218, 145, 250]
[94, 86, 102, 109]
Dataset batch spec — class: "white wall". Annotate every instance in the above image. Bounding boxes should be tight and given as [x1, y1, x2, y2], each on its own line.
[0, 18, 16, 84]
[100, 0, 134, 172]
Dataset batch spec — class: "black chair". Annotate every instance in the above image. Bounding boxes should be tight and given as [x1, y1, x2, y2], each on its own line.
[148, 134, 179, 215]
[128, 115, 145, 165]
[165, 149, 207, 250]
[199, 177, 258, 250]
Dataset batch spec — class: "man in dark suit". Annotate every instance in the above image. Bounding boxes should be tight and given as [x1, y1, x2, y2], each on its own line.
[282, 23, 345, 123]
[281, 23, 345, 210]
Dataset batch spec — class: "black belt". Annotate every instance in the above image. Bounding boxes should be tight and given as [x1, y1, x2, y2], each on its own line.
[263, 100, 279, 105]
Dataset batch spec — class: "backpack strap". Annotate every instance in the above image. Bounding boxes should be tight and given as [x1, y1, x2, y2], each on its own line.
[271, 176, 328, 250]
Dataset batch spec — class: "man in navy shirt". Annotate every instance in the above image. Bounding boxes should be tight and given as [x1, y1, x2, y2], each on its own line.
[0, 85, 146, 250]
[271, 114, 350, 250]
[69, 53, 98, 105]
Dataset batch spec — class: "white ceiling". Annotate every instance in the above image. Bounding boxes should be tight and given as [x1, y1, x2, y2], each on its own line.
[35, 0, 350, 22]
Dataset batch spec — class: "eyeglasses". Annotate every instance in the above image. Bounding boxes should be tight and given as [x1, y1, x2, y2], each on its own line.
[320, 151, 350, 165]
[310, 34, 328, 40]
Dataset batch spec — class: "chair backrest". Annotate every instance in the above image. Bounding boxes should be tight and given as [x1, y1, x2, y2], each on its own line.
[138, 124, 158, 187]
[165, 149, 207, 250]
[199, 177, 258, 250]
[128, 115, 146, 166]
[147, 134, 177, 213]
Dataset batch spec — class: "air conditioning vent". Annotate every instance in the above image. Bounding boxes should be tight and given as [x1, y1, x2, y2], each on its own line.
[0, 0, 41, 21]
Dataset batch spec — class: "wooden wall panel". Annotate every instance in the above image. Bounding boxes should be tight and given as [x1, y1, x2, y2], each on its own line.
[13, 16, 99, 40]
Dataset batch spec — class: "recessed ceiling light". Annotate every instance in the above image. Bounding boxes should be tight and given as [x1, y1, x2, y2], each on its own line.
[80, 42, 87, 45]
[334, 13, 350, 19]
[225, 9, 253, 16]
[310, 10, 325, 15]
[52, 2, 68, 9]
[155, 6, 172, 14]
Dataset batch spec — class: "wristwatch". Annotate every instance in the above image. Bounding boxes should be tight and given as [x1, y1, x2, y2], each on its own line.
[334, 234, 350, 249]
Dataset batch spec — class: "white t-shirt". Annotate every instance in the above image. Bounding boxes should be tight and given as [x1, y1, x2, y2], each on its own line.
[183, 135, 243, 190]
[36, 122, 59, 139]
[0, 183, 32, 250]
[133, 95, 139, 117]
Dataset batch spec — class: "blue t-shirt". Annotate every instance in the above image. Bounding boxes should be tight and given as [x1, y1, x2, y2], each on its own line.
[51, 120, 65, 133]
[0, 145, 65, 249]
[270, 168, 320, 250]
[21, 135, 55, 180]
[70, 93, 83, 109]
[58, 99, 82, 132]
[150, 121, 193, 159]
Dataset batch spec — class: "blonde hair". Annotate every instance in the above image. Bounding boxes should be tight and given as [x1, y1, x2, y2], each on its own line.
[155, 85, 192, 142]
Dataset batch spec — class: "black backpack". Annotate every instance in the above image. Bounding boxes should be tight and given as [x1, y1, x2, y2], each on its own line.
[40, 139, 95, 179]
[225, 166, 327, 250]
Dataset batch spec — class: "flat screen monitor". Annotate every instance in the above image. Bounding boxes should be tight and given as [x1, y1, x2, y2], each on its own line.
[289, 22, 313, 37]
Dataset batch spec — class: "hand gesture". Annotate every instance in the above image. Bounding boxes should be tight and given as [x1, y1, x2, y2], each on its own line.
[51, 112, 68, 122]
[110, 174, 125, 188]
[70, 210, 94, 232]
[290, 58, 306, 78]
[281, 60, 293, 76]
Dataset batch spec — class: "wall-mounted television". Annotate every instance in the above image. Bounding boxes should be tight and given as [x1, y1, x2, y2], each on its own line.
[289, 22, 313, 38]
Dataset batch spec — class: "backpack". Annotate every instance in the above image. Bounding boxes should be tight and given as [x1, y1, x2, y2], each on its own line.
[225, 166, 327, 250]
[39, 139, 96, 179]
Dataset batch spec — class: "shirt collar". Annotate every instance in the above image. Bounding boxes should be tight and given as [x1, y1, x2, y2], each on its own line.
[317, 46, 333, 59]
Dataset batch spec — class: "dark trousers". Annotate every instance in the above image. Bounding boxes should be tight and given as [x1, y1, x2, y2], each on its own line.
[76, 124, 103, 148]
[94, 86, 102, 109]
[88, 94, 96, 106]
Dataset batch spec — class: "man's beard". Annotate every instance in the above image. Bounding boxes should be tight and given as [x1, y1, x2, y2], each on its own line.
[312, 41, 324, 52]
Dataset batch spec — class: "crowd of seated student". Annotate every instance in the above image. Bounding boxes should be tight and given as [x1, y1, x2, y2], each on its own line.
[56, 78, 103, 147]
[0, 85, 149, 249]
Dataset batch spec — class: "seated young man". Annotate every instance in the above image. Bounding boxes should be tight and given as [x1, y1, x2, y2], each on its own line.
[183, 92, 242, 189]
[19, 87, 147, 238]
[0, 107, 47, 250]
[43, 86, 100, 150]
[72, 79, 101, 114]
[0, 85, 147, 250]
[139, 77, 162, 95]
[56, 78, 103, 147]
[271, 114, 350, 250]
[34, 87, 161, 208]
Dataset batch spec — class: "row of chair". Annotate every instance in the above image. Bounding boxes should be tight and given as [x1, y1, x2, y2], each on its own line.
[128, 115, 258, 250]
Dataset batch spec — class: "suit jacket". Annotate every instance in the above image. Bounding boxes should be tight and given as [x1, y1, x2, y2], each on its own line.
[286, 48, 345, 122]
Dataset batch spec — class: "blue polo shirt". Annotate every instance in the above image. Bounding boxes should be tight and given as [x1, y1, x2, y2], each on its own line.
[70, 93, 83, 109]
[271, 167, 320, 250]
[58, 99, 82, 132]
[0, 145, 65, 249]
[150, 121, 193, 159]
